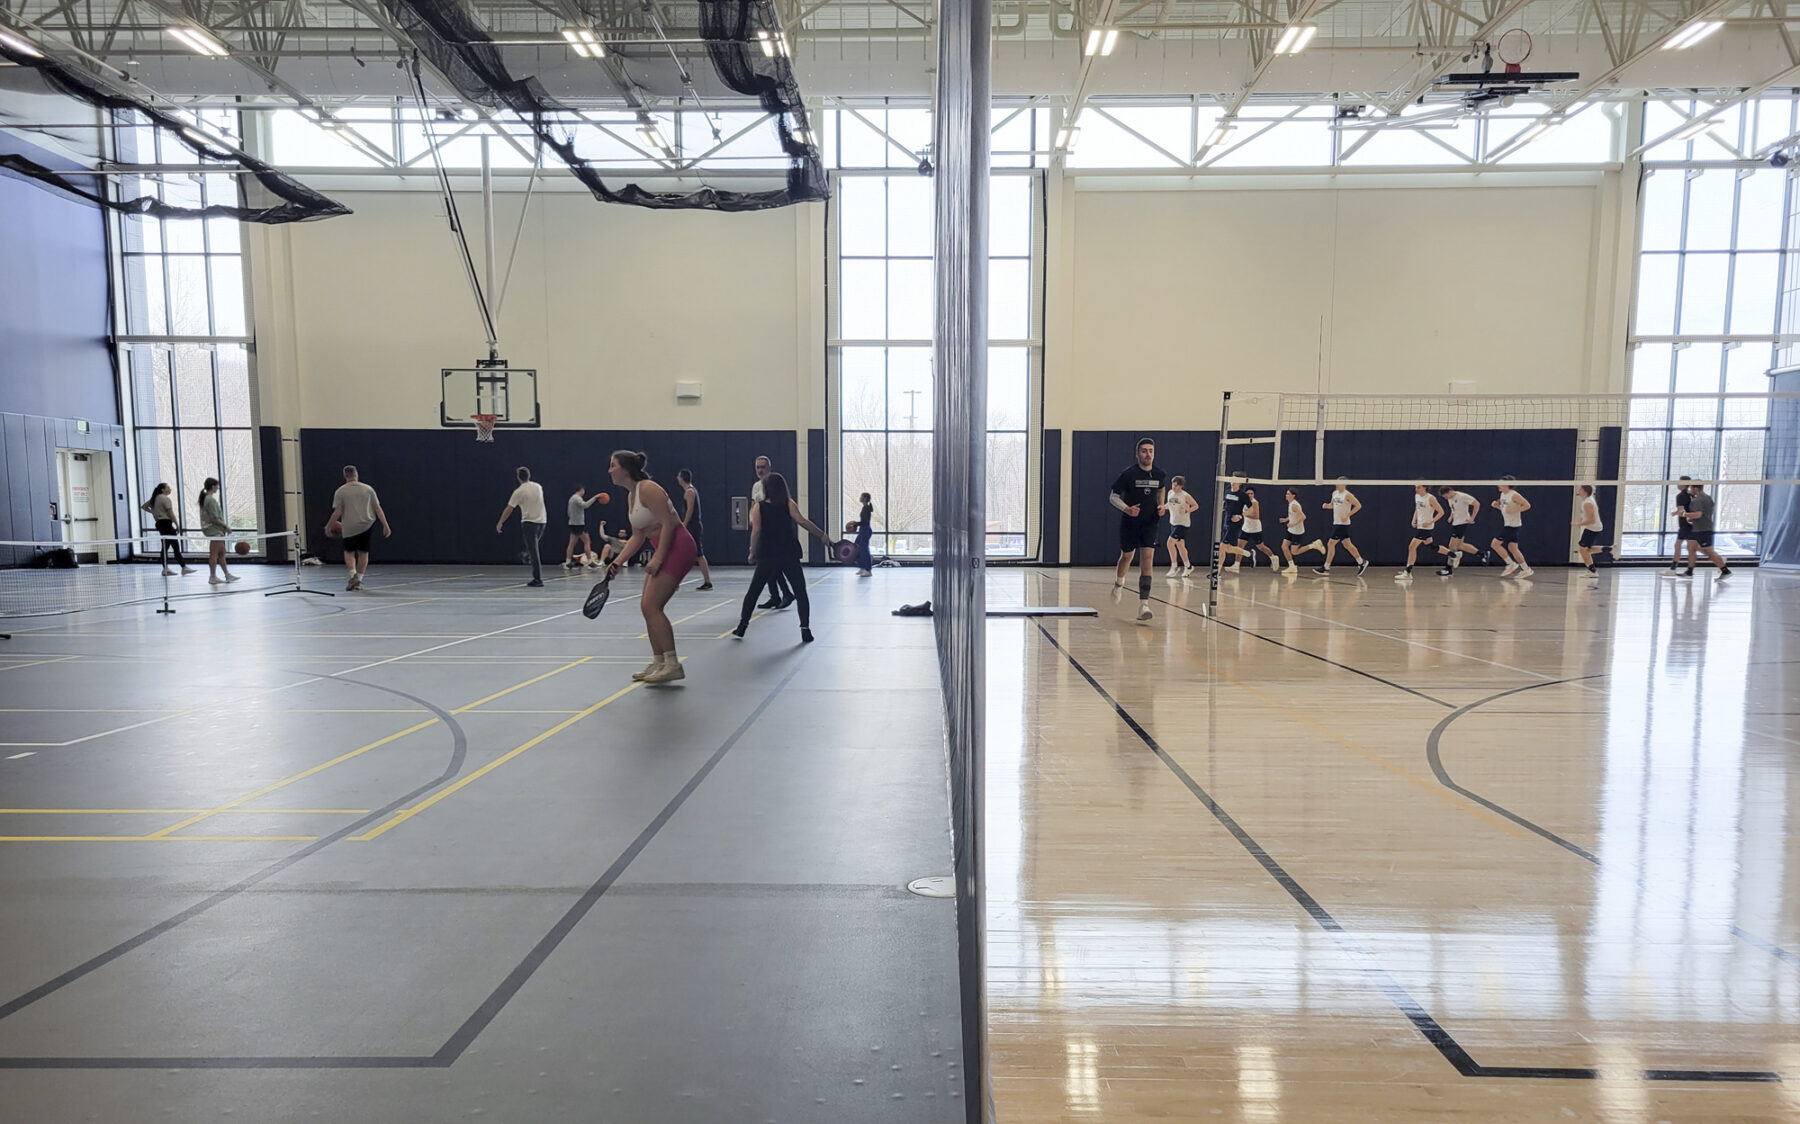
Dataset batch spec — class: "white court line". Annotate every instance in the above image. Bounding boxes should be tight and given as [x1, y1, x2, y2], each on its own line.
[0, 609, 581, 749]
[6, 753, 35, 760]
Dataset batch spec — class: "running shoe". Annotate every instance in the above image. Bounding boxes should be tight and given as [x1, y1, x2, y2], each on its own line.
[1681, 569, 1695, 578]
[1224, 562, 1240, 573]
[1395, 569, 1412, 582]
[1500, 562, 1519, 577]
[1436, 567, 1453, 577]
[1719, 567, 1733, 579]
[526, 579, 544, 588]
[801, 628, 815, 643]
[697, 582, 713, 591]
[759, 598, 780, 609]
[1307, 539, 1324, 553]
[161, 567, 174, 577]
[1311, 566, 1328, 575]
[1356, 559, 1369, 576]
[1136, 603, 1153, 621]
[225, 573, 241, 583]
[1519, 566, 1534, 577]
[642, 661, 686, 684]
[209, 576, 225, 585]
[349, 573, 362, 591]
[777, 594, 795, 609]
[632, 659, 664, 680]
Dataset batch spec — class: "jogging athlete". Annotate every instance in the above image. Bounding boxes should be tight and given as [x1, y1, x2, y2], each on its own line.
[1314, 478, 1368, 576]
[1110, 437, 1167, 621]
[1488, 476, 1534, 578]
[1278, 488, 1325, 574]
[1435, 486, 1481, 577]
[1398, 484, 1444, 581]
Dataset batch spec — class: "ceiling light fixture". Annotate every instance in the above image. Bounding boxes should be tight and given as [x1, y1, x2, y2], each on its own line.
[756, 28, 791, 58]
[1055, 125, 1079, 150]
[1662, 19, 1723, 49]
[1274, 24, 1318, 54]
[638, 124, 675, 158]
[167, 25, 228, 57]
[1203, 121, 1237, 149]
[0, 28, 44, 57]
[560, 26, 604, 59]
[1084, 28, 1118, 56]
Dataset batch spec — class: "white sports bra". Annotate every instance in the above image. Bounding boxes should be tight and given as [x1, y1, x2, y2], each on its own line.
[628, 482, 658, 530]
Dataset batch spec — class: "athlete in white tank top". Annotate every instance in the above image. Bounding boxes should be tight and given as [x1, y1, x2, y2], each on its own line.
[1317, 481, 1368, 576]
[1435, 488, 1482, 577]
[1400, 485, 1444, 580]
[1488, 480, 1533, 577]
[1277, 490, 1324, 574]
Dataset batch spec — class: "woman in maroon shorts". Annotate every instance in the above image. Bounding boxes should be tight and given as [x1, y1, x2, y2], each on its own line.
[606, 450, 698, 685]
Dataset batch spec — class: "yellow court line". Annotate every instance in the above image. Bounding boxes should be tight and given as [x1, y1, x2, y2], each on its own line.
[1172, 645, 1538, 843]
[147, 656, 594, 839]
[0, 835, 322, 843]
[639, 599, 731, 639]
[0, 808, 369, 815]
[351, 673, 653, 842]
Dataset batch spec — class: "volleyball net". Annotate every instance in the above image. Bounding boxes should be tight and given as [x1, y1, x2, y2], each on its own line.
[0, 530, 314, 621]
[1201, 390, 1800, 600]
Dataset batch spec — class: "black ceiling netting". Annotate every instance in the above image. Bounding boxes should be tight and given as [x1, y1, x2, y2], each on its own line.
[0, 40, 350, 223]
[381, 0, 827, 212]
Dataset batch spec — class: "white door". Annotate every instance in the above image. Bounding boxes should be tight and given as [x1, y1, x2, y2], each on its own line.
[56, 450, 102, 559]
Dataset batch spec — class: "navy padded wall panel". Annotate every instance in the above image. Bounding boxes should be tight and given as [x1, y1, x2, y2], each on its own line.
[299, 430, 797, 564]
[1070, 431, 1218, 565]
[1041, 429, 1061, 564]
[808, 428, 825, 565]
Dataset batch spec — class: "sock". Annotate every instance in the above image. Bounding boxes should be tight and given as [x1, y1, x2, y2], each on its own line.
[659, 649, 678, 667]
[1450, 553, 1461, 569]
[1138, 575, 1151, 602]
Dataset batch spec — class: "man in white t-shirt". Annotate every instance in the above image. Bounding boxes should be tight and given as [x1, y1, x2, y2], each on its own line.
[496, 465, 548, 587]
[1487, 476, 1534, 578]
[327, 465, 390, 592]
[1435, 486, 1481, 577]
[1312, 478, 1369, 576]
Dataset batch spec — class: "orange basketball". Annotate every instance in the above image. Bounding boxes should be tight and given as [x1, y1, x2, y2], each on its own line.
[597, 493, 610, 504]
[234, 540, 251, 556]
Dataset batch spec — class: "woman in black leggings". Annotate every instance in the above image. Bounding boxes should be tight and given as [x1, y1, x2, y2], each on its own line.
[139, 482, 193, 576]
[733, 472, 830, 642]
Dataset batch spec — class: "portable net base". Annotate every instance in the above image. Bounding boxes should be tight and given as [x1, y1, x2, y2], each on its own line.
[471, 415, 499, 443]
[1197, 390, 1800, 610]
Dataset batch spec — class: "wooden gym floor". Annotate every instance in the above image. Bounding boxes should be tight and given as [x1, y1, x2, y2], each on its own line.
[987, 564, 1800, 1122]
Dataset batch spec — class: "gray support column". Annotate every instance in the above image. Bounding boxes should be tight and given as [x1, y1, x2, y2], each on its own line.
[932, 0, 990, 1120]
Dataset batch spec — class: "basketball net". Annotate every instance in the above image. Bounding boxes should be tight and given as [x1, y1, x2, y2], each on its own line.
[472, 414, 498, 443]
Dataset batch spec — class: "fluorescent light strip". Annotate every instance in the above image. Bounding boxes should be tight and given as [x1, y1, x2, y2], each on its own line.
[755, 29, 788, 57]
[1203, 121, 1236, 149]
[1275, 24, 1318, 54]
[1055, 126, 1079, 150]
[1083, 28, 1118, 56]
[0, 28, 44, 57]
[167, 25, 228, 57]
[1662, 19, 1723, 49]
[561, 26, 604, 59]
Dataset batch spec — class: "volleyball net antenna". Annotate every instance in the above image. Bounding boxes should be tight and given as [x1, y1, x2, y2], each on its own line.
[1204, 390, 1800, 609]
[0, 529, 330, 623]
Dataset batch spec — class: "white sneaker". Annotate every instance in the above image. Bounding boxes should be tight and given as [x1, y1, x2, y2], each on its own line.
[1224, 562, 1240, 573]
[161, 567, 173, 576]
[1500, 562, 1519, 577]
[1519, 566, 1534, 578]
[346, 575, 358, 591]
[208, 576, 224, 585]
[181, 566, 195, 575]
[1136, 603, 1153, 621]
[350, 573, 363, 591]
[642, 661, 686, 684]
[225, 573, 241, 583]
[857, 569, 872, 577]
[631, 660, 663, 682]
[1308, 539, 1324, 553]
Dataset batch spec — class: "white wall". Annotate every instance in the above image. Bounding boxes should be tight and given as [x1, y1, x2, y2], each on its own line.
[252, 188, 819, 433]
[1049, 172, 1630, 434]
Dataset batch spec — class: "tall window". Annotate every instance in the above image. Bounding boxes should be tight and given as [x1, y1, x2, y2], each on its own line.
[115, 110, 261, 541]
[1623, 96, 1795, 557]
[827, 104, 1045, 558]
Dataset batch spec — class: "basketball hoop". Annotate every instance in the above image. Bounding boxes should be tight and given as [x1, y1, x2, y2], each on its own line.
[1497, 28, 1531, 74]
[472, 414, 499, 443]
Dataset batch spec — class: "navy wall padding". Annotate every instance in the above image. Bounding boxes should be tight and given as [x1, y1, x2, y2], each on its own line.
[1595, 427, 1623, 545]
[299, 429, 798, 564]
[1072, 428, 1583, 565]
[259, 426, 289, 563]
[0, 412, 129, 556]
[1070, 431, 1221, 565]
[0, 134, 116, 426]
[808, 428, 825, 564]
[1766, 370, 1800, 567]
[1041, 429, 1061, 563]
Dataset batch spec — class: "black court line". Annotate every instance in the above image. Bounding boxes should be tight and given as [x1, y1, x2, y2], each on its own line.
[0, 649, 813, 1070]
[1032, 619, 1780, 1083]
[1427, 679, 1800, 972]
[1147, 591, 1456, 708]
[0, 674, 469, 1058]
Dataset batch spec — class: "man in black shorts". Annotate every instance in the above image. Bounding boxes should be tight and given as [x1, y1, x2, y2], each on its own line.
[1110, 437, 1167, 622]
[326, 465, 391, 592]
[1219, 473, 1252, 572]
[1667, 477, 1693, 574]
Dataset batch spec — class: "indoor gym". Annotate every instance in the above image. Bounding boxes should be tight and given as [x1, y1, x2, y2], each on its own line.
[3, 0, 1800, 1122]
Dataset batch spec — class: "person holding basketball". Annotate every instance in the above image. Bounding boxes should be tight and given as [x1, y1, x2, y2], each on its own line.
[734, 471, 832, 643]
[608, 451, 698, 685]
[563, 486, 604, 570]
[327, 465, 390, 591]
[852, 492, 875, 577]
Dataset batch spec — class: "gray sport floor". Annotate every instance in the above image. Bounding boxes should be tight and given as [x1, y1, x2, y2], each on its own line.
[0, 563, 964, 1123]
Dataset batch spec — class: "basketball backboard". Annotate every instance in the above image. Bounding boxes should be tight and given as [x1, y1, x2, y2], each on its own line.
[442, 367, 540, 427]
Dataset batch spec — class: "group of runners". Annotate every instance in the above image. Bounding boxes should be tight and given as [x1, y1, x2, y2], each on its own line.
[1105, 438, 1735, 619]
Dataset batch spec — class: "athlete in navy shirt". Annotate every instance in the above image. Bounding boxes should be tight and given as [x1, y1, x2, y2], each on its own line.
[1110, 437, 1167, 622]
